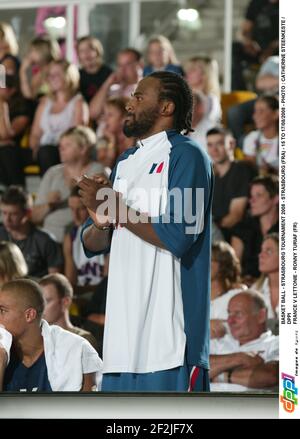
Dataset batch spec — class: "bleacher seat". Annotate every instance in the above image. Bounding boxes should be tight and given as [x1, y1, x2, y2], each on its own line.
[221, 90, 257, 127]
[20, 128, 41, 175]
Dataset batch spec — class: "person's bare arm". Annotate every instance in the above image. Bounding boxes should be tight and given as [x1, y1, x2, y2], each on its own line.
[11, 116, 30, 137]
[121, 205, 166, 249]
[84, 198, 166, 251]
[210, 353, 243, 379]
[63, 233, 78, 285]
[219, 197, 248, 229]
[89, 74, 116, 121]
[210, 320, 227, 339]
[0, 100, 30, 142]
[231, 236, 244, 261]
[19, 56, 34, 99]
[255, 75, 279, 93]
[20, 57, 45, 100]
[81, 372, 96, 391]
[73, 97, 89, 126]
[31, 204, 51, 225]
[209, 352, 263, 380]
[230, 361, 279, 389]
[31, 191, 61, 225]
[29, 97, 47, 156]
[0, 100, 14, 141]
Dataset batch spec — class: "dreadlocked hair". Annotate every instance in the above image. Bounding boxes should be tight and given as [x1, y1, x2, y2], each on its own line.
[149, 71, 194, 135]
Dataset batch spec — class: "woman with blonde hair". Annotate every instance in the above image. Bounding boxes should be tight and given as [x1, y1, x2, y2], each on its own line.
[20, 35, 61, 100]
[0, 22, 19, 73]
[76, 35, 113, 103]
[0, 241, 28, 287]
[184, 56, 221, 123]
[31, 125, 104, 243]
[143, 35, 183, 77]
[29, 59, 89, 175]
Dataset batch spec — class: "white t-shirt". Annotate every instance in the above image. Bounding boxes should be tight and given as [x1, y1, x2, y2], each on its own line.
[210, 330, 279, 392]
[243, 130, 279, 170]
[72, 225, 104, 286]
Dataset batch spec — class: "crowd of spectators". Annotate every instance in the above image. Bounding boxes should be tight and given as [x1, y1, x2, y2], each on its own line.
[0, 0, 279, 393]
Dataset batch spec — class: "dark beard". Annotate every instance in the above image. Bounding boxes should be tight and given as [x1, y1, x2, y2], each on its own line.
[123, 107, 160, 138]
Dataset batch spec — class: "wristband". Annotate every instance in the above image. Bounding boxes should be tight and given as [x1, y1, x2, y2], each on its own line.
[93, 222, 111, 231]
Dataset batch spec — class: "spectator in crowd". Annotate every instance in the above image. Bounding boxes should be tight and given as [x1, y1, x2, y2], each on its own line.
[209, 290, 279, 391]
[97, 96, 134, 157]
[143, 35, 183, 77]
[76, 36, 113, 104]
[89, 48, 143, 121]
[31, 126, 105, 243]
[231, 175, 279, 280]
[0, 186, 63, 278]
[29, 59, 89, 174]
[184, 56, 221, 124]
[63, 186, 106, 294]
[207, 127, 255, 242]
[228, 55, 279, 146]
[0, 241, 28, 288]
[189, 90, 215, 150]
[252, 233, 279, 334]
[0, 60, 32, 187]
[243, 95, 279, 175]
[0, 22, 20, 73]
[0, 279, 102, 391]
[19, 36, 61, 101]
[210, 241, 247, 339]
[231, 0, 279, 90]
[95, 137, 117, 174]
[39, 273, 98, 351]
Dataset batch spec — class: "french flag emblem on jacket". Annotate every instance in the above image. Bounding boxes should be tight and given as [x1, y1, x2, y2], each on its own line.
[149, 162, 164, 174]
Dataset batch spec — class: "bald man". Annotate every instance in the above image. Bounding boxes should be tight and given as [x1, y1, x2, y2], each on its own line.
[209, 290, 279, 391]
[0, 279, 102, 392]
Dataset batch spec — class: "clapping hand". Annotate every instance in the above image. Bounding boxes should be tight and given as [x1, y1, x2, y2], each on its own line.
[76, 174, 115, 226]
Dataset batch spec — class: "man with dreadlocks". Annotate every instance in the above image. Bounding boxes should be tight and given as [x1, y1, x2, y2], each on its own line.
[78, 71, 213, 391]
